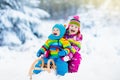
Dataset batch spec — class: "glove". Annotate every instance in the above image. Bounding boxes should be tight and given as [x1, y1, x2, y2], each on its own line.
[63, 56, 70, 61]
[58, 50, 66, 56]
[36, 49, 43, 57]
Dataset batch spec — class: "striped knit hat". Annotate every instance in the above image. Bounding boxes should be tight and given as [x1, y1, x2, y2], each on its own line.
[69, 16, 80, 27]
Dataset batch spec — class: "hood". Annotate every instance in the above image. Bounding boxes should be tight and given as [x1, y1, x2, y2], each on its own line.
[48, 24, 66, 40]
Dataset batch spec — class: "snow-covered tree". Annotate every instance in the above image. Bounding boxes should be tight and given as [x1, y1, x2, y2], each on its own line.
[0, 0, 50, 46]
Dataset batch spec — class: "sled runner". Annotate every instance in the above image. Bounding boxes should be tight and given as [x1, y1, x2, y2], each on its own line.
[28, 57, 56, 80]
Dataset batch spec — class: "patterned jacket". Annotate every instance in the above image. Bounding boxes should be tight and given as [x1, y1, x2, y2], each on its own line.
[40, 38, 71, 58]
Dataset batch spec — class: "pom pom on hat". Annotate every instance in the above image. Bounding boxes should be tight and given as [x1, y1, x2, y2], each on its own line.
[69, 15, 80, 27]
[73, 16, 80, 21]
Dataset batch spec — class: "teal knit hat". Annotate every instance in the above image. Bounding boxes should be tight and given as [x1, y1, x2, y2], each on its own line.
[48, 24, 66, 40]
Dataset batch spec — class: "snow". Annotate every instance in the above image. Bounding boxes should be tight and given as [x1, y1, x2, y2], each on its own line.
[3, 31, 22, 45]
[0, 0, 50, 46]
[0, 8, 120, 80]
[23, 6, 50, 19]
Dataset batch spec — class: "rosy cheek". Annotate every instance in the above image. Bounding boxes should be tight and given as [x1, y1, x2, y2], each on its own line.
[76, 29, 78, 31]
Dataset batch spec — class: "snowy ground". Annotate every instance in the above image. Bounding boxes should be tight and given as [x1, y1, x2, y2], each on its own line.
[0, 14, 120, 80]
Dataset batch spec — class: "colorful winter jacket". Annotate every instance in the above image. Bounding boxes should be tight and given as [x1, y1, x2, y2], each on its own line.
[65, 34, 82, 53]
[40, 38, 71, 58]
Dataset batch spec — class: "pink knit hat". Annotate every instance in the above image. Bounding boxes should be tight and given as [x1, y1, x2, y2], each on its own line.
[69, 16, 80, 27]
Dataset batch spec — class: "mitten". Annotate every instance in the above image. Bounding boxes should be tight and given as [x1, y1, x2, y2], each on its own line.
[36, 49, 43, 57]
[63, 56, 70, 61]
[58, 50, 66, 56]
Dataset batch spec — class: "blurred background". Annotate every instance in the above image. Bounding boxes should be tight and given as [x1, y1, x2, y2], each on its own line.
[0, 0, 120, 80]
[0, 0, 120, 46]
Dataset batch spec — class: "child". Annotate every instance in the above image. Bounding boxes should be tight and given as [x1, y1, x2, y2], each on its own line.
[33, 24, 71, 76]
[63, 16, 83, 73]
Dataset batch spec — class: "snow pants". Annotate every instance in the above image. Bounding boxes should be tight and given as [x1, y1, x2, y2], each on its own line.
[68, 52, 82, 73]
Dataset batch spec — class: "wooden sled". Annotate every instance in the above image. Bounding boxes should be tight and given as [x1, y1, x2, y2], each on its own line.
[28, 57, 56, 80]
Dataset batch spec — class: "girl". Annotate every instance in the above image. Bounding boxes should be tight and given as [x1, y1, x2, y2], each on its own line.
[63, 16, 83, 73]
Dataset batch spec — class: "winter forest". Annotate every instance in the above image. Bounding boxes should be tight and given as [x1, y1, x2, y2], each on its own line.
[0, 0, 120, 80]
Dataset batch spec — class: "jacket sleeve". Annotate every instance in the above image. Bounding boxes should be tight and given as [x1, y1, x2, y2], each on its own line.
[61, 38, 72, 54]
[40, 40, 50, 53]
[68, 39, 81, 49]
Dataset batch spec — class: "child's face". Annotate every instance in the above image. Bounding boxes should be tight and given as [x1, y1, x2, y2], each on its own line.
[52, 28, 60, 36]
[69, 24, 79, 35]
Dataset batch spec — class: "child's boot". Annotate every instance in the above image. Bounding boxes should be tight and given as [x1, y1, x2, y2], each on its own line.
[33, 60, 42, 74]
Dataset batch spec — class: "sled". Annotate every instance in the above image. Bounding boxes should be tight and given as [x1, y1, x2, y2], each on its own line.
[28, 57, 56, 80]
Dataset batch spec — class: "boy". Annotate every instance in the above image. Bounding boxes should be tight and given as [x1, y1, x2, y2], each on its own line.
[33, 24, 71, 76]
